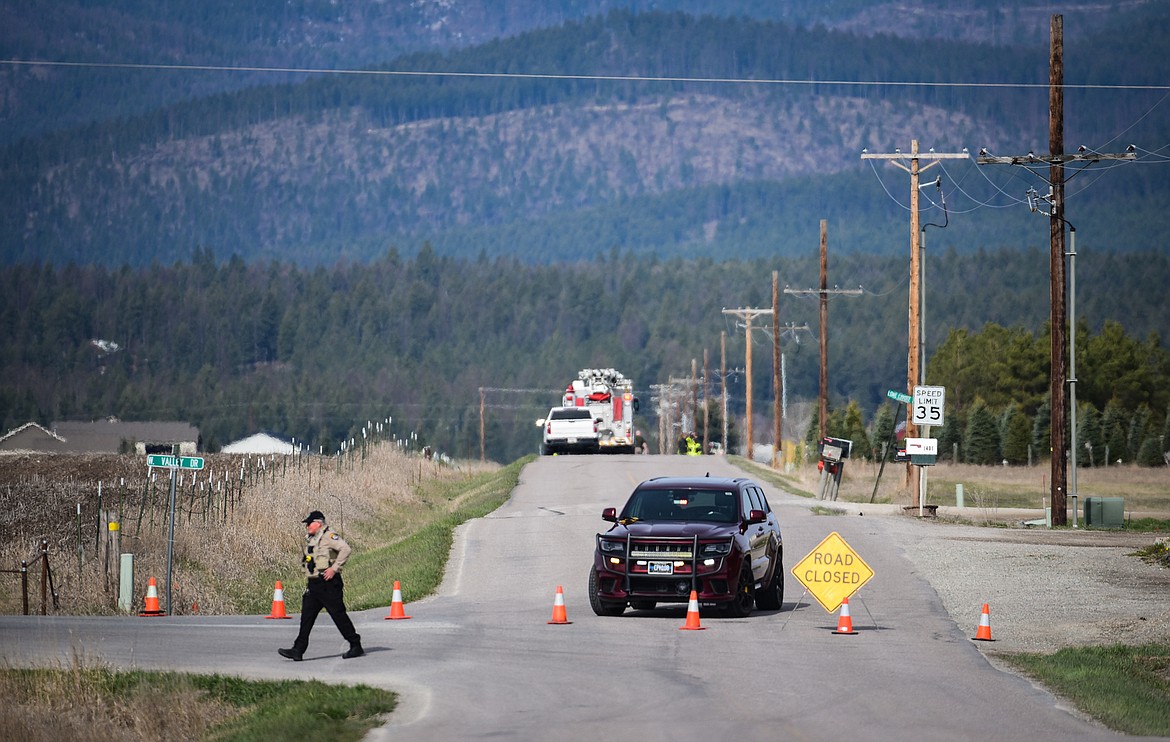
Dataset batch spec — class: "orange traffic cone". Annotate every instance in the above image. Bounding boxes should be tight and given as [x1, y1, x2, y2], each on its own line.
[679, 590, 706, 631]
[139, 576, 166, 617]
[547, 585, 572, 625]
[384, 580, 412, 620]
[833, 597, 858, 635]
[265, 581, 291, 619]
[973, 603, 994, 641]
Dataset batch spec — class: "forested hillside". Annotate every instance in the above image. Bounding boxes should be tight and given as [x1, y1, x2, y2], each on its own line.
[2, 1, 1144, 144]
[4, 249, 1168, 462]
[3, 11, 1169, 267]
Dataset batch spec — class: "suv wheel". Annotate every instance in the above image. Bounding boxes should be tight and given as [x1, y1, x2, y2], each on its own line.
[724, 566, 754, 618]
[588, 567, 626, 616]
[755, 558, 785, 611]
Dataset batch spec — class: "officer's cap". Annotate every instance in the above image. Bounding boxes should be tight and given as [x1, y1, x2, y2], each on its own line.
[301, 510, 325, 524]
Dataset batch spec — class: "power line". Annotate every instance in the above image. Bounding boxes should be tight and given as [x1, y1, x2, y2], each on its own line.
[4, 57, 1170, 91]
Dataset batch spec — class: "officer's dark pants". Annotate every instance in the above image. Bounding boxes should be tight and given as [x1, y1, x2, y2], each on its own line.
[292, 575, 360, 652]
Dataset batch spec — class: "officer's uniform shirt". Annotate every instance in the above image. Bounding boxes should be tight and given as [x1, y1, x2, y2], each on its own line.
[302, 525, 352, 580]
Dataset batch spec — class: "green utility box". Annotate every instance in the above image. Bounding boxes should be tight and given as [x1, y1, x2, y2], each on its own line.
[1084, 497, 1124, 528]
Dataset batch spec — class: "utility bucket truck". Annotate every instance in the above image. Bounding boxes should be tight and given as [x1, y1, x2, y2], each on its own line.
[563, 368, 639, 454]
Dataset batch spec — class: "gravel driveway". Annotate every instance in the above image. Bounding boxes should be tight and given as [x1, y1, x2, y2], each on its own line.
[835, 503, 1170, 654]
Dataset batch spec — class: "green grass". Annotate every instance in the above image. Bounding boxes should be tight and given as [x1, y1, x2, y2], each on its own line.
[999, 643, 1170, 736]
[201, 675, 396, 741]
[729, 456, 816, 498]
[1132, 539, 1170, 568]
[343, 455, 530, 609]
[0, 666, 396, 742]
[1122, 517, 1170, 534]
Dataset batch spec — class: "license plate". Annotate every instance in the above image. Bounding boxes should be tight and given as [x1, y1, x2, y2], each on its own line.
[648, 562, 673, 575]
[567, 438, 577, 443]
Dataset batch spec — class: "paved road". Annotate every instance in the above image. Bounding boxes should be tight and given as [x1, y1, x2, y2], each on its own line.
[0, 455, 1147, 741]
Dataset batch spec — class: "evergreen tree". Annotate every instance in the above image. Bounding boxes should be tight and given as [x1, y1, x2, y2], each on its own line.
[1162, 409, 1170, 454]
[964, 399, 1000, 465]
[1101, 398, 1129, 465]
[841, 400, 871, 462]
[1076, 403, 1103, 468]
[869, 402, 895, 461]
[1001, 405, 1032, 465]
[1128, 405, 1153, 462]
[1136, 436, 1165, 467]
[936, 410, 964, 463]
[1032, 394, 1051, 457]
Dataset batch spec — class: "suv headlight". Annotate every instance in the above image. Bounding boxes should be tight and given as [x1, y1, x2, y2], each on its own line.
[599, 539, 626, 554]
[700, 541, 732, 557]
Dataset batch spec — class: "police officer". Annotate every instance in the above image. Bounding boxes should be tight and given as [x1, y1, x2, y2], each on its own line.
[278, 510, 364, 661]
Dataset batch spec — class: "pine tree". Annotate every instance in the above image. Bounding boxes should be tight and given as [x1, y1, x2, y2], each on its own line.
[1101, 398, 1129, 465]
[842, 400, 871, 462]
[964, 400, 1001, 465]
[1032, 394, 1052, 457]
[1136, 436, 1165, 467]
[936, 408, 964, 462]
[1128, 405, 1152, 462]
[1076, 403, 1103, 468]
[870, 402, 895, 460]
[1001, 406, 1032, 465]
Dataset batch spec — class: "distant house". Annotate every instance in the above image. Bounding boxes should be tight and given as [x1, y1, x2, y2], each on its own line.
[221, 432, 295, 455]
[0, 422, 69, 453]
[0, 418, 201, 455]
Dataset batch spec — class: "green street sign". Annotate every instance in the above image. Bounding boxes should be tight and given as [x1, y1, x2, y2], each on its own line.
[887, 389, 912, 404]
[147, 455, 204, 470]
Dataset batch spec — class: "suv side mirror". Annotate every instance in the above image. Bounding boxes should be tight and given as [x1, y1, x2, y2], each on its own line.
[602, 507, 617, 522]
[747, 509, 767, 524]
[535, 419, 546, 427]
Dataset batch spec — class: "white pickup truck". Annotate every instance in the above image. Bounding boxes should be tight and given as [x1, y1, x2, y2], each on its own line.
[537, 406, 600, 455]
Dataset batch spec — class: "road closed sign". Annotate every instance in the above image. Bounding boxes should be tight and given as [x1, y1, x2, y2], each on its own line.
[791, 531, 875, 613]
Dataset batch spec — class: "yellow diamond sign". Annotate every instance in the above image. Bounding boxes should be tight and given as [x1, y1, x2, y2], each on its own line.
[791, 531, 875, 613]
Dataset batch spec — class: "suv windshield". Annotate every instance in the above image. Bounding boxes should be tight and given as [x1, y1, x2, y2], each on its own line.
[621, 488, 738, 523]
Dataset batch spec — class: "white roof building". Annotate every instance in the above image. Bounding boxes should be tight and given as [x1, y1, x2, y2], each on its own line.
[221, 433, 296, 455]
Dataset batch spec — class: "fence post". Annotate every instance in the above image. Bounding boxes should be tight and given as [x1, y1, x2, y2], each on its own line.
[20, 559, 28, 616]
[39, 540, 48, 615]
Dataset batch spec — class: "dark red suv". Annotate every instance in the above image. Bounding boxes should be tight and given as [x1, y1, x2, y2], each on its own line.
[589, 476, 784, 617]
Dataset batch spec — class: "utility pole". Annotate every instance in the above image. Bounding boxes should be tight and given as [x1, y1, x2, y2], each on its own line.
[479, 387, 486, 461]
[976, 14, 1133, 526]
[862, 143, 968, 505]
[721, 331, 728, 452]
[691, 358, 699, 436]
[784, 221, 861, 440]
[772, 271, 782, 468]
[703, 348, 710, 452]
[722, 307, 771, 458]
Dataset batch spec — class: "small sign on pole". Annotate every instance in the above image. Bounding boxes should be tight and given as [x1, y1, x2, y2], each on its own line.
[887, 389, 912, 404]
[912, 385, 946, 426]
[147, 455, 204, 470]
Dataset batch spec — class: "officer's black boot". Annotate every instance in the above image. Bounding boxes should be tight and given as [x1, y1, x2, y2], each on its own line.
[278, 647, 303, 661]
[342, 636, 364, 659]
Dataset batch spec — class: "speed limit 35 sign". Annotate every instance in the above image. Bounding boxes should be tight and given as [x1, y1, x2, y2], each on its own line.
[912, 385, 946, 426]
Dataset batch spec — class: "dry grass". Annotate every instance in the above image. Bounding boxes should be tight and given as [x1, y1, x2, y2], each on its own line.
[0, 445, 497, 615]
[760, 457, 1170, 516]
[0, 656, 239, 742]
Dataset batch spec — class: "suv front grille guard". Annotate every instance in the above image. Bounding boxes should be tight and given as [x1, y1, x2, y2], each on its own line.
[609, 533, 699, 596]
[597, 533, 737, 596]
